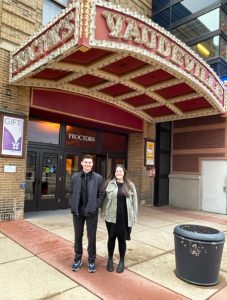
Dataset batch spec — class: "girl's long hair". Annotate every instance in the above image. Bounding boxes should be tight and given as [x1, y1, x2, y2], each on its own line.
[105, 164, 133, 197]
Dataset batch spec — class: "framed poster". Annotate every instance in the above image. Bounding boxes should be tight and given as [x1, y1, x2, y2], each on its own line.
[1, 114, 25, 157]
[144, 138, 155, 166]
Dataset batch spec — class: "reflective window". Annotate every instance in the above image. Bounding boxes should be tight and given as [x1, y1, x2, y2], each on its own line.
[28, 120, 60, 144]
[152, 9, 170, 27]
[42, 0, 67, 25]
[153, 0, 170, 13]
[191, 36, 220, 60]
[220, 36, 227, 62]
[222, 0, 227, 10]
[221, 9, 227, 35]
[172, 9, 220, 42]
[219, 62, 227, 80]
[58, 0, 68, 5]
[64, 154, 79, 201]
[25, 151, 36, 201]
[172, 0, 219, 23]
[210, 62, 227, 80]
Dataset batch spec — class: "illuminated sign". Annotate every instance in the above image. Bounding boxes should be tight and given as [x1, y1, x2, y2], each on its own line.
[12, 10, 76, 76]
[68, 133, 96, 142]
[100, 10, 223, 102]
[66, 126, 97, 147]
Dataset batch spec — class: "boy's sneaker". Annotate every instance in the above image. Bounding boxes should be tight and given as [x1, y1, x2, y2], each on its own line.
[72, 259, 82, 271]
[88, 262, 96, 273]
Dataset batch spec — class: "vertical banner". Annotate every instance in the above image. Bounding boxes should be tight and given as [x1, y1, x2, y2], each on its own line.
[1, 115, 24, 157]
[144, 139, 155, 166]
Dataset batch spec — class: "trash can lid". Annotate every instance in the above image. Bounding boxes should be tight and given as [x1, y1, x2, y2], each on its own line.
[174, 224, 225, 242]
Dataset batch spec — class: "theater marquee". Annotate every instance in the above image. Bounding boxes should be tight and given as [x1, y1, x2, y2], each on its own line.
[9, 0, 226, 124]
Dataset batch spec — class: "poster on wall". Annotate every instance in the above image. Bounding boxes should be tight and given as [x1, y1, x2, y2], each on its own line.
[144, 139, 155, 166]
[1, 115, 24, 157]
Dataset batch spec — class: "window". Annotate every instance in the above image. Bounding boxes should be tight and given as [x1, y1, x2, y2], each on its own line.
[220, 36, 227, 62]
[191, 36, 220, 60]
[172, 0, 219, 23]
[221, 8, 227, 35]
[153, 8, 170, 27]
[42, 0, 67, 25]
[153, 0, 170, 14]
[172, 9, 220, 43]
[210, 61, 227, 80]
[28, 120, 60, 144]
[222, 0, 227, 10]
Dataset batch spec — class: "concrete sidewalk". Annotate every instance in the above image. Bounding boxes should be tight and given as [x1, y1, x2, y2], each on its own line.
[0, 205, 227, 300]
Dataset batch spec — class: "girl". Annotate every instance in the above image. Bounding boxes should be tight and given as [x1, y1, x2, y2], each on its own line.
[103, 165, 138, 273]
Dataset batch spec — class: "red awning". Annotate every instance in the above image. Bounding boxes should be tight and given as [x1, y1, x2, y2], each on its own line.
[9, 0, 226, 123]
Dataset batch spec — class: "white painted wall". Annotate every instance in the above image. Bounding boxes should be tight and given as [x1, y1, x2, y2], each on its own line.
[169, 173, 201, 210]
[201, 160, 227, 214]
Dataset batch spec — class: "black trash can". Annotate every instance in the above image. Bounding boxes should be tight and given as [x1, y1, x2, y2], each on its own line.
[174, 224, 225, 286]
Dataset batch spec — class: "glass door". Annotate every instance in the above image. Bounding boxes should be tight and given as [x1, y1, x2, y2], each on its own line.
[25, 149, 38, 212]
[96, 155, 107, 179]
[62, 153, 107, 208]
[106, 157, 126, 178]
[25, 148, 60, 212]
[39, 150, 59, 210]
[62, 153, 80, 208]
[61, 153, 125, 209]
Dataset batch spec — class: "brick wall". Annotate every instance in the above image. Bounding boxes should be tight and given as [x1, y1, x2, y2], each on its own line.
[172, 115, 227, 173]
[109, 0, 152, 17]
[0, 0, 153, 221]
[128, 121, 155, 204]
[0, 0, 42, 45]
[0, 0, 43, 221]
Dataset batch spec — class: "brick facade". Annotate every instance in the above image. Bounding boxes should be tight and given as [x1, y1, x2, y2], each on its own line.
[172, 115, 227, 173]
[109, 0, 151, 17]
[0, 0, 42, 221]
[0, 0, 154, 220]
[128, 121, 155, 204]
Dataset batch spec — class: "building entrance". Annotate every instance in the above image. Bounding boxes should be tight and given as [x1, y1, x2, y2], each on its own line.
[25, 148, 125, 212]
[25, 120, 127, 212]
[25, 147, 61, 212]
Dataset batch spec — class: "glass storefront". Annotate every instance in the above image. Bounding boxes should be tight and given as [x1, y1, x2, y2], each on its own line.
[152, 8, 170, 27]
[152, 0, 226, 79]
[221, 8, 227, 35]
[28, 120, 60, 144]
[172, 0, 218, 23]
[42, 0, 67, 25]
[153, 0, 170, 13]
[220, 36, 227, 62]
[191, 36, 220, 60]
[25, 119, 127, 212]
[172, 9, 220, 43]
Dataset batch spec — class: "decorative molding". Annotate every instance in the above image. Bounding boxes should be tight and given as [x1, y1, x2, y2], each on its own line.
[7, 0, 226, 124]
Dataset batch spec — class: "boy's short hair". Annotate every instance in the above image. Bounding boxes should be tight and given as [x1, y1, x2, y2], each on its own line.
[82, 154, 93, 161]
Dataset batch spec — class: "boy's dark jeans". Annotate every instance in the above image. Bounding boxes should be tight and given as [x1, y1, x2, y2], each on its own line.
[73, 214, 98, 263]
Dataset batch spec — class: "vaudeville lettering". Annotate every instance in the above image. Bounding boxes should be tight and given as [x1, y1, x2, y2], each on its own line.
[12, 10, 75, 75]
[68, 133, 96, 142]
[102, 11, 223, 101]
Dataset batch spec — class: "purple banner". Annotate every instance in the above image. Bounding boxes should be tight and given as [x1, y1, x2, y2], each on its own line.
[1, 116, 24, 156]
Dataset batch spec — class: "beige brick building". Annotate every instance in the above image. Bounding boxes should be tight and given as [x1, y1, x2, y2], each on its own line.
[0, 0, 226, 221]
